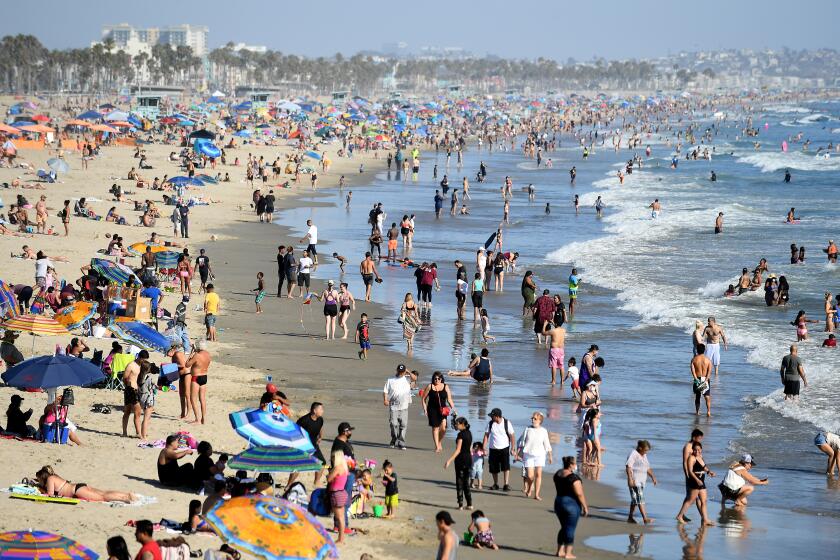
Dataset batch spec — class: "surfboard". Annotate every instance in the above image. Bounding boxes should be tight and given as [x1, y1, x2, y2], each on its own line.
[10, 493, 79, 505]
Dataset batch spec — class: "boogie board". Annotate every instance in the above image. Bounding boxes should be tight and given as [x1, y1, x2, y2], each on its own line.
[11, 493, 79, 505]
[484, 232, 497, 250]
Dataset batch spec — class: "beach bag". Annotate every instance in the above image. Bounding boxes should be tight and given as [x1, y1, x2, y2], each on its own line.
[308, 488, 330, 517]
[283, 481, 308, 507]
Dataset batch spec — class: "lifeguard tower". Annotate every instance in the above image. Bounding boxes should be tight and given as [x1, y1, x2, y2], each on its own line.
[133, 94, 162, 120]
[331, 90, 350, 102]
[250, 91, 270, 109]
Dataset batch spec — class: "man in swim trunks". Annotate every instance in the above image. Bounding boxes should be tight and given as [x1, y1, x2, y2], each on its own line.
[780, 345, 807, 401]
[702, 317, 727, 376]
[715, 212, 724, 234]
[543, 320, 567, 385]
[568, 268, 581, 318]
[359, 252, 381, 302]
[387, 222, 399, 261]
[648, 199, 661, 219]
[122, 351, 149, 437]
[168, 343, 190, 419]
[737, 268, 751, 294]
[690, 344, 713, 417]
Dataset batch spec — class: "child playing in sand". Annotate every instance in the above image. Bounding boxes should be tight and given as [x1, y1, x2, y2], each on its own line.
[355, 313, 371, 360]
[480, 309, 496, 343]
[351, 468, 375, 518]
[470, 441, 485, 489]
[468, 510, 499, 550]
[381, 460, 398, 518]
[253, 272, 265, 314]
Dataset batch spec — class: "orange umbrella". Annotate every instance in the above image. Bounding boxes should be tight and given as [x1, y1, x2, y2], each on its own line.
[0, 123, 19, 134]
[18, 125, 54, 134]
[31, 115, 50, 122]
[89, 124, 118, 133]
[64, 120, 91, 127]
[109, 121, 133, 127]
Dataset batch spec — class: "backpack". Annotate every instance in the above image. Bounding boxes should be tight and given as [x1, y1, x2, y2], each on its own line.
[308, 487, 330, 517]
[487, 418, 513, 447]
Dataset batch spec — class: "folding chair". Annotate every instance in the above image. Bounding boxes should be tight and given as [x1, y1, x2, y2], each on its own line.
[102, 354, 125, 391]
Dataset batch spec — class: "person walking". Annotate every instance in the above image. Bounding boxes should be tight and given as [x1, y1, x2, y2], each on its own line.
[444, 416, 473, 510]
[422, 372, 456, 452]
[625, 440, 657, 524]
[383, 364, 417, 449]
[780, 344, 807, 401]
[554, 456, 588, 559]
[517, 411, 553, 500]
[483, 408, 515, 491]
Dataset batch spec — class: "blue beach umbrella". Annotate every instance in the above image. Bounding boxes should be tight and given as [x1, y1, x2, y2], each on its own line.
[168, 176, 205, 187]
[108, 321, 171, 353]
[155, 250, 181, 268]
[228, 445, 323, 472]
[1, 354, 105, 389]
[90, 258, 141, 286]
[304, 151, 322, 160]
[47, 157, 70, 173]
[229, 408, 316, 452]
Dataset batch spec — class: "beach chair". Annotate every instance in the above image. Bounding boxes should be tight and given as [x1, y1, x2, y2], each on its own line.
[102, 353, 125, 391]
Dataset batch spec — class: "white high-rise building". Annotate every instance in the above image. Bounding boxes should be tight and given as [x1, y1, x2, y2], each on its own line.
[101, 24, 209, 56]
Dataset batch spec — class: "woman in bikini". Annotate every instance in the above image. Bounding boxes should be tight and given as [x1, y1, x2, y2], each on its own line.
[337, 282, 356, 339]
[35, 466, 135, 503]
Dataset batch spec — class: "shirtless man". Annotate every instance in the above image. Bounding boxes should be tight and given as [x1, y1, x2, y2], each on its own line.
[690, 344, 713, 416]
[168, 343, 190, 419]
[35, 195, 47, 234]
[737, 268, 751, 294]
[543, 322, 567, 386]
[387, 223, 399, 261]
[185, 340, 211, 424]
[714, 212, 724, 234]
[702, 317, 727, 376]
[359, 252, 381, 302]
[121, 351, 149, 437]
[648, 199, 661, 219]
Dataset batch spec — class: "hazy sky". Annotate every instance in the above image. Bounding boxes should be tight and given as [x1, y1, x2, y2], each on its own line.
[4, 0, 839, 60]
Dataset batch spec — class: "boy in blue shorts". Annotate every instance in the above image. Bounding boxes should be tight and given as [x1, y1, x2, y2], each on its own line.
[355, 313, 371, 360]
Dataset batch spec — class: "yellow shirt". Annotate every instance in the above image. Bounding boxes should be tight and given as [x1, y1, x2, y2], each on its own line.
[205, 292, 220, 314]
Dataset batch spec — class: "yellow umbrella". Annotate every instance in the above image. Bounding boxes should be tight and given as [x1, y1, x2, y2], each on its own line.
[129, 242, 170, 255]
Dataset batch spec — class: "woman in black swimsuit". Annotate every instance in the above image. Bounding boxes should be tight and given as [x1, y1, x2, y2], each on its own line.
[319, 281, 339, 340]
[676, 442, 715, 526]
[35, 465, 135, 503]
[422, 372, 456, 452]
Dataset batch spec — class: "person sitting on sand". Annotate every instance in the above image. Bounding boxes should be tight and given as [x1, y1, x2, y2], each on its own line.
[35, 465, 136, 503]
[105, 207, 126, 225]
[141, 209, 156, 228]
[40, 393, 83, 445]
[184, 499, 213, 533]
[157, 434, 195, 488]
[467, 510, 499, 550]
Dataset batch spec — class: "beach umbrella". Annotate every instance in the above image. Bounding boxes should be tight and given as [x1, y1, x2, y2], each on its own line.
[304, 151, 322, 160]
[228, 445, 323, 473]
[155, 250, 181, 268]
[0, 279, 20, 319]
[197, 174, 218, 184]
[205, 496, 336, 560]
[1, 315, 69, 336]
[168, 176, 205, 187]
[1, 354, 105, 389]
[103, 110, 129, 122]
[189, 129, 216, 140]
[128, 243, 169, 256]
[232, 129, 252, 137]
[90, 258, 141, 286]
[31, 114, 50, 122]
[76, 110, 103, 121]
[0, 530, 99, 560]
[47, 157, 70, 173]
[108, 321, 171, 353]
[229, 408, 316, 452]
[53, 301, 98, 331]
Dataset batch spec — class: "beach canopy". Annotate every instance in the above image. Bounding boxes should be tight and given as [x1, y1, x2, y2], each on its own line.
[89, 124, 119, 133]
[0, 123, 20, 134]
[0, 530, 99, 560]
[205, 496, 337, 560]
[189, 129, 216, 140]
[76, 110, 103, 121]
[109, 321, 171, 354]
[168, 176, 205, 187]
[229, 408, 315, 452]
[1, 354, 105, 389]
[90, 258, 141, 286]
[103, 110, 130, 122]
[229, 445, 323, 473]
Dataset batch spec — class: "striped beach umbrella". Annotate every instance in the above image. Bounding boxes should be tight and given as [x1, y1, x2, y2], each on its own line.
[229, 445, 323, 473]
[229, 408, 315, 452]
[90, 258, 141, 286]
[155, 250, 181, 268]
[0, 530, 99, 559]
[1, 315, 70, 336]
[109, 321, 171, 354]
[0, 279, 20, 319]
[53, 301, 98, 331]
[205, 496, 336, 560]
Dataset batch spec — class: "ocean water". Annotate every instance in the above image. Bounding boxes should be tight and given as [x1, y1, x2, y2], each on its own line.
[277, 98, 840, 557]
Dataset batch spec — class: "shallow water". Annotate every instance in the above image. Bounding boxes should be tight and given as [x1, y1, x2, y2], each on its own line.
[277, 98, 840, 557]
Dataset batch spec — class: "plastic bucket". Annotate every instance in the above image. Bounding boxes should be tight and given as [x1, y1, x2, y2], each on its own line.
[372, 505, 384, 518]
[42, 424, 69, 444]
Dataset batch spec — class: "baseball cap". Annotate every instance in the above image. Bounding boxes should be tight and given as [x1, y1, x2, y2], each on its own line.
[396, 364, 406, 373]
[337, 422, 355, 434]
[488, 407, 502, 418]
[10, 394, 24, 403]
[436, 511, 456, 525]
[741, 453, 756, 466]
[265, 383, 277, 394]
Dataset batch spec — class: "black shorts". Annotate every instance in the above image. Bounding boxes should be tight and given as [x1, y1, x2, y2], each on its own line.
[298, 273, 310, 288]
[286, 270, 295, 283]
[306, 244, 317, 256]
[124, 387, 138, 406]
[362, 273, 374, 286]
[199, 270, 209, 283]
[784, 379, 800, 396]
[324, 304, 338, 317]
[488, 447, 510, 474]
[193, 375, 207, 387]
[471, 293, 483, 308]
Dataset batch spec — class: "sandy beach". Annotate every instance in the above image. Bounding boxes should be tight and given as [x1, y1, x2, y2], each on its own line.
[0, 115, 632, 559]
